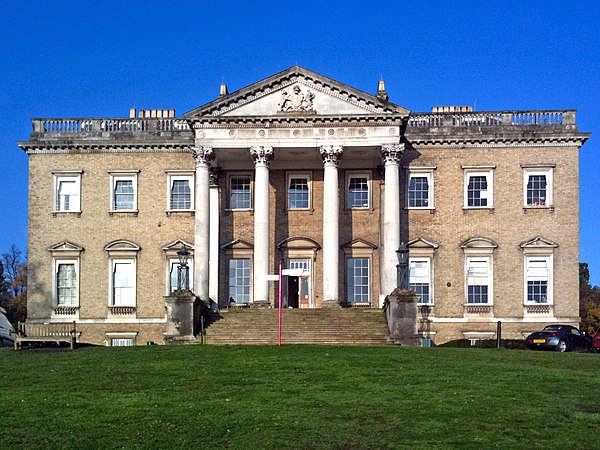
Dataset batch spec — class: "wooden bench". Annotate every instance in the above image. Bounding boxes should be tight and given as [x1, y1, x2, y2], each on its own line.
[15, 321, 77, 350]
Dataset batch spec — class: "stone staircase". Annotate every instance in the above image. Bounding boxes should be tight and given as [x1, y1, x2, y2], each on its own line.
[204, 308, 393, 345]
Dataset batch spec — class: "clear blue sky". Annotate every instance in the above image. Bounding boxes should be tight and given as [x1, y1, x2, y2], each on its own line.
[1, 1, 598, 283]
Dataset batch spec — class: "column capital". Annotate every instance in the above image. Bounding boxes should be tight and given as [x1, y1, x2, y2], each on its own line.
[192, 146, 214, 166]
[320, 145, 343, 166]
[380, 143, 404, 164]
[250, 146, 274, 167]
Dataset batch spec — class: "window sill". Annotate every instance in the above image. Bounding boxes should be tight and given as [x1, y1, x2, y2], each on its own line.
[463, 207, 494, 214]
[165, 210, 195, 217]
[524, 304, 553, 315]
[463, 304, 493, 315]
[109, 210, 139, 216]
[52, 211, 82, 218]
[108, 306, 137, 316]
[523, 206, 555, 213]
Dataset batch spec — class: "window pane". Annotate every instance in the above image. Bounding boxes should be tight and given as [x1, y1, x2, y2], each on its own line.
[347, 258, 369, 303]
[409, 260, 430, 303]
[527, 281, 548, 303]
[467, 175, 488, 207]
[113, 262, 135, 306]
[349, 177, 369, 208]
[230, 177, 251, 209]
[111, 338, 134, 347]
[527, 175, 547, 206]
[408, 176, 429, 207]
[288, 177, 309, 209]
[57, 263, 77, 306]
[467, 285, 488, 304]
[57, 179, 79, 211]
[114, 180, 134, 210]
[228, 259, 250, 303]
[170, 179, 191, 210]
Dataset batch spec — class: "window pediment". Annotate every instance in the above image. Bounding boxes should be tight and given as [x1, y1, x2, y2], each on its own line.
[520, 236, 558, 249]
[461, 237, 498, 250]
[408, 237, 439, 249]
[48, 241, 84, 255]
[162, 240, 195, 252]
[277, 236, 321, 251]
[221, 239, 254, 250]
[104, 240, 141, 252]
[342, 238, 378, 250]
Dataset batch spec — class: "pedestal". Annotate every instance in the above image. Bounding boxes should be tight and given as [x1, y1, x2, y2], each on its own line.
[384, 288, 420, 346]
[164, 291, 197, 344]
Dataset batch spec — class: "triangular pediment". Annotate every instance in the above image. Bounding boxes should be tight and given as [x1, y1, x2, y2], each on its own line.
[185, 66, 410, 118]
[408, 237, 439, 249]
[221, 239, 254, 250]
[520, 236, 558, 249]
[342, 238, 378, 250]
[162, 240, 195, 252]
[48, 240, 84, 254]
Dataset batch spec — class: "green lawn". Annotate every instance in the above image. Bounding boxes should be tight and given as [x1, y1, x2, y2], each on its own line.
[0, 345, 598, 449]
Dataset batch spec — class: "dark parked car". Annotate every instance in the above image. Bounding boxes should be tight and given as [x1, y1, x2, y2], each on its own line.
[525, 324, 592, 352]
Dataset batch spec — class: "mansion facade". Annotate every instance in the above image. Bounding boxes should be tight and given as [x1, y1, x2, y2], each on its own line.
[19, 66, 590, 346]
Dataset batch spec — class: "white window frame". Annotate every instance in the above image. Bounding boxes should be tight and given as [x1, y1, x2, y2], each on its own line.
[463, 167, 495, 209]
[524, 255, 553, 305]
[52, 171, 82, 213]
[166, 172, 194, 212]
[346, 172, 371, 209]
[407, 168, 435, 209]
[286, 172, 312, 210]
[109, 171, 139, 212]
[523, 167, 553, 208]
[346, 257, 371, 304]
[228, 258, 251, 303]
[409, 257, 433, 305]
[465, 256, 493, 305]
[167, 258, 195, 294]
[109, 258, 137, 307]
[228, 173, 252, 211]
[53, 259, 80, 307]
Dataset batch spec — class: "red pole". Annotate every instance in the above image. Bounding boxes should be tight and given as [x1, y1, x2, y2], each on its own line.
[278, 259, 283, 346]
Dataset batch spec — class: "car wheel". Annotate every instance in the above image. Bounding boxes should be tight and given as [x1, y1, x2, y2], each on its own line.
[556, 339, 568, 352]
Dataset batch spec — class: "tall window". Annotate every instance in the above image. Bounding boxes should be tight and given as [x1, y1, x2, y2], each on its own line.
[169, 177, 193, 210]
[464, 168, 494, 208]
[110, 172, 139, 212]
[347, 174, 370, 209]
[409, 258, 431, 304]
[526, 258, 550, 304]
[407, 170, 434, 209]
[230, 175, 251, 209]
[56, 262, 78, 306]
[53, 171, 82, 213]
[347, 258, 369, 303]
[228, 259, 250, 303]
[523, 167, 553, 207]
[288, 174, 310, 209]
[466, 258, 491, 304]
[111, 260, 136, 306]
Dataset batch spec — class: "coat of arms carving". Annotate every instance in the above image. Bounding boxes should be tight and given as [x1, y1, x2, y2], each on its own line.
[278, 85, 315, 113]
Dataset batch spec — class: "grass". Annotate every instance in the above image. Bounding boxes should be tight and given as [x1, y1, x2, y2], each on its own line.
[0, 345, 599, 449]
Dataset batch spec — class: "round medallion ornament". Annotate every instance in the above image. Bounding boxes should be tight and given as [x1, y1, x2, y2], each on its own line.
[293, 129, 301, 137]
[327, 128, 335, 136]
[228, 129, 236, 137]
[198, 131, 206, 139]
[258, 129, 266, 137]
[358, 128, 366, 136]
[389, 128, 397, 136]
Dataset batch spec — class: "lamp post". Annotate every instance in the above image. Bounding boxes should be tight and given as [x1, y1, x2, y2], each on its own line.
[177, 245, 190, 291]
[396, 242, 409, 289]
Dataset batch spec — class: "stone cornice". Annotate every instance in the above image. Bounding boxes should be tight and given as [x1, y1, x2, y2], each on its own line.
[18, 142, 193, 155]
[188, 114, 404, 128]
[406, 135, 590, 148]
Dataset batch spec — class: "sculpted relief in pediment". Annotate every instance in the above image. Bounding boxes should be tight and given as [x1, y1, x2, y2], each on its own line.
[278, 85, 315, 113]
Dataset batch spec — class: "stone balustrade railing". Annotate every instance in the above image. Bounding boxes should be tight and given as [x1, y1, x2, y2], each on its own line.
[407, 110, 576, 128]
[31, 118, 191, 135]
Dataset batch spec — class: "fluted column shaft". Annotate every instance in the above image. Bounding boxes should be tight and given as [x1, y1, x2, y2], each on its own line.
[193, 146, 214, 304]
[380, 144, 404, 303]
[320, 145, 343, 307]
[251, 146, 273, 306]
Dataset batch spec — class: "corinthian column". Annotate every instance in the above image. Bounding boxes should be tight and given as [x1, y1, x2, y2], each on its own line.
[209, 168, 221, 306]
[192, 146, 214, 304]
[320, 145, 343, 307]
[250, 146, 273, 306]
[380, 143, 404, 303]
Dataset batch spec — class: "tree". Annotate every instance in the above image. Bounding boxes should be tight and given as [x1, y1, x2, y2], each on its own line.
[1, 245, 27, 326]
[579, 262, 600, 334]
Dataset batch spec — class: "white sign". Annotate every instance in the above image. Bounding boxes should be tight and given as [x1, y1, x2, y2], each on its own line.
[282, 269, 304, 277]
[264, 275, 280, 281]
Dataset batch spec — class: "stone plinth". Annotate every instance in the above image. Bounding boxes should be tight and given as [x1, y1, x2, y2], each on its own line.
[384, 288, 420, 346]
[164, 291, 197, 344]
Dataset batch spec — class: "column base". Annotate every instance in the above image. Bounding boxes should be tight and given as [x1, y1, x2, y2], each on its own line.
[321, 300, 342, 309]
[251, 300, 271, 308]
